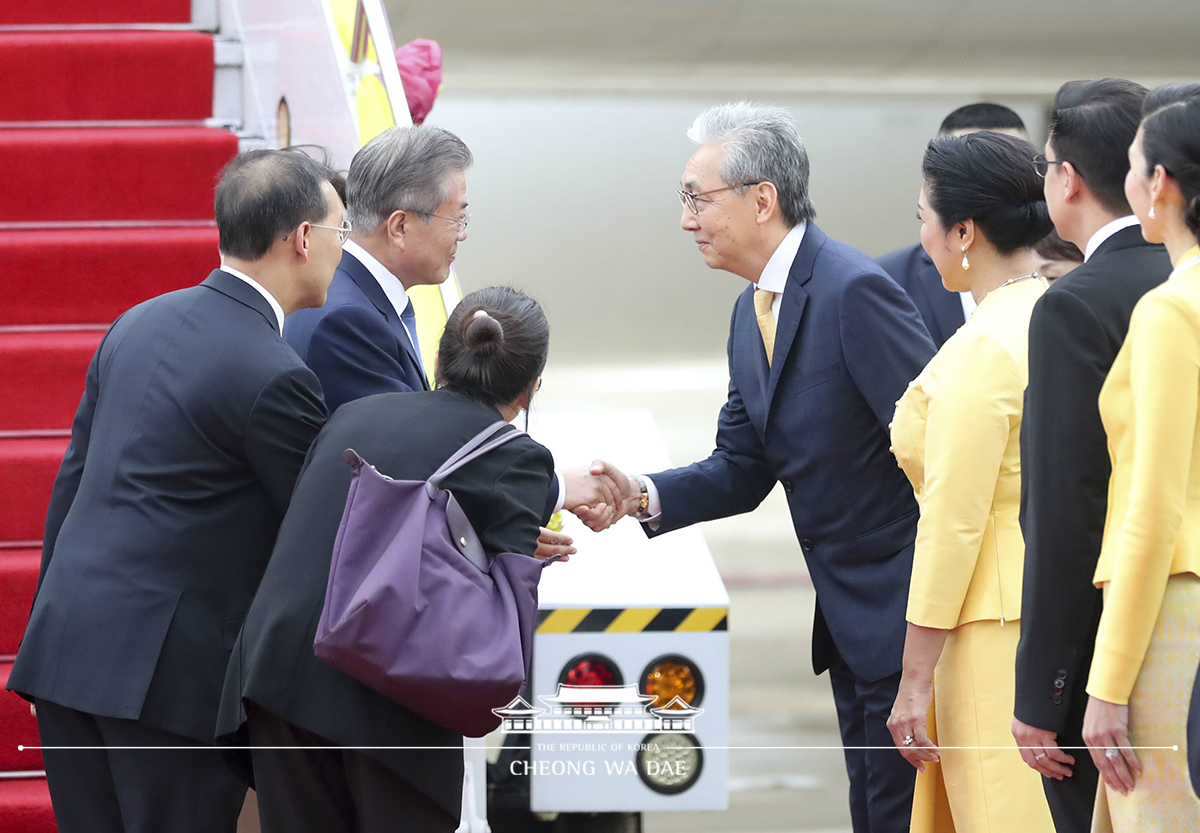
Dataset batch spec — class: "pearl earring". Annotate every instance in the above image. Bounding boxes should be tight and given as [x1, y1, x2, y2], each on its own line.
[1149, 205, 1157, 219]
[961, 247, 970, 271]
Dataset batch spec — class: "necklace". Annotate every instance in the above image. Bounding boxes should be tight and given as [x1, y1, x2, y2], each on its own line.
[1171, 254, 1200, 278]
[1000, 272, 1044, 288]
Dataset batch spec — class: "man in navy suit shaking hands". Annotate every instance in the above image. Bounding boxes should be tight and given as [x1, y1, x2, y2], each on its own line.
[594, 103, 936, 832]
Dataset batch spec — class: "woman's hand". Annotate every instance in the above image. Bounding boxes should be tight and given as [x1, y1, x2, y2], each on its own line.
[1082, 695, 1140, 795]
[887, 676, 940, 772]
[534, 527, 575, 562]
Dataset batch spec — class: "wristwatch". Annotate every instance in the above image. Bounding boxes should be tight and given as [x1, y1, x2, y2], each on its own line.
[634, 476, 650, 516]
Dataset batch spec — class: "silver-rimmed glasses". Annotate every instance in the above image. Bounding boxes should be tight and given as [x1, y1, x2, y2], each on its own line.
[678, 182, 762, 214]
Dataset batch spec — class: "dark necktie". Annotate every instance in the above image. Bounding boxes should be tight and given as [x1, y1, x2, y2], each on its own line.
[399, 299, 425, 377]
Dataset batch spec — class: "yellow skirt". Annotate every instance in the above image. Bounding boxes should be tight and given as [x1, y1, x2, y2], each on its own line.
[911, 619, 1055, 833]
[1093, 574, 1200, 833]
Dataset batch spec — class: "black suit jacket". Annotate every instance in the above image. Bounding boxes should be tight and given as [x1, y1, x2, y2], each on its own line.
[8, 270, 327, 742]
[877, 242, 964, 348]
[284, 249, 428, 412]
[648, 225, 935, 681]
[1014, 226, 1171, 732]
[217, 389, 555, 818]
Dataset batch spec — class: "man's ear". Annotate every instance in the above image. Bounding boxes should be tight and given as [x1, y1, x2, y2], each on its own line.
[385, 210, 409, 249]
[289, 222, 312, 264]
[754, 182, 780, 225]
[1061, 161, 1085, 205]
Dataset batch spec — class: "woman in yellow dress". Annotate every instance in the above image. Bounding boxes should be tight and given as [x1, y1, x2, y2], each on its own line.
[886, 130, 1057, 832]
[1082, 83, 1200, 833]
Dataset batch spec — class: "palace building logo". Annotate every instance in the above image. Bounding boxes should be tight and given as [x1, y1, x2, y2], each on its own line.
[492, 684, 704, 734]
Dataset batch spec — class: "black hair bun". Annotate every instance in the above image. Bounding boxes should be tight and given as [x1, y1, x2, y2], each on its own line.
[463, 310, 504, 356]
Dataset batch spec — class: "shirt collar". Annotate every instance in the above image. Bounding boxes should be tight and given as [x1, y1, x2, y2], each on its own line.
[1084, 215, 1140, 262]
[756, 223, 807, 294]
[343, 239, 410, 318]
[220, 266, 284, 334]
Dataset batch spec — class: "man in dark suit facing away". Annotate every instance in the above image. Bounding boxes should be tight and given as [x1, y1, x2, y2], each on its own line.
[7, 150, 347, 833]
[1012, 79, 1171, 833]
[877, 103, 1029, 347]
[593, 103, 936, 832]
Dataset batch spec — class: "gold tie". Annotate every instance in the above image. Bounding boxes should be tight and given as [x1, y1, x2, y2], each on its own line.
[754, 288, 777, 366]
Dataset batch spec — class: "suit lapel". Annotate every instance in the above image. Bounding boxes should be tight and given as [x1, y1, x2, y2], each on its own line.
[340, 251, 429, 390]
[765, 225, 821, 405]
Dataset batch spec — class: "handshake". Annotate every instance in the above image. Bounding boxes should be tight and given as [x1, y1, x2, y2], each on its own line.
[535, 461, 642, 561]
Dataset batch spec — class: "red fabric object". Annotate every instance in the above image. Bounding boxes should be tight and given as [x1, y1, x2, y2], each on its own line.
[0, 779, 56, 833]
[0, 549, 40, 656]
[0, 0, 188, 25]
[3, 128, 238, 223]
[0, 331, 103, 432]
[0, 664, 43, 771]
[0, 438, 68, 543]
[0, 32, 214, 122]
[0, 228, 218, 327]
[395, 39, 442, 125]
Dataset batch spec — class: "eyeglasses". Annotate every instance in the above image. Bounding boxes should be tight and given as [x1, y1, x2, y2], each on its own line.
[309, 220, 353, 243]
[287, 220, 352, 244]
[1032, 155, 1068, 178]
[427, 212, 471, 234]
[678, 183, 762, 214]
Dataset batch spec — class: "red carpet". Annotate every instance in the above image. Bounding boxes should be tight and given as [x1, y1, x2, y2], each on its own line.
[0, 0, 189, 25]
[0, 437, 69, 543]
[0, 779, 57, 833]
[4, 128, 238, 223]
[0, 331, 103, 432]
[0, 549, 40, 656]
[2, 2, 238, 827]
[0, 33, 215, 122]
[0, 228, 220, 327]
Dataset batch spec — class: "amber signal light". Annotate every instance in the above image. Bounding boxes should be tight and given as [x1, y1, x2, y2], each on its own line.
[641, 655, 704, 708]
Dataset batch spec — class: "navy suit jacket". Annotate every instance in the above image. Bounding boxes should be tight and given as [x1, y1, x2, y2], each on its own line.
[9, 270, 327, 742]
[876, 242, 964, 348]
[284, 249, 428, 413]
[284, 249, 561, 516]
[648, 225, 936, 681]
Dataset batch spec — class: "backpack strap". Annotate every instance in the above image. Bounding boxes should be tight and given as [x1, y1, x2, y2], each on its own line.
[427, 420, 525, 492]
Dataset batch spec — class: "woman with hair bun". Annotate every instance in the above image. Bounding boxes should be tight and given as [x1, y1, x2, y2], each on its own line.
[886, 131, 1055, 831]
[1081, 83, 1200, 831]
[216, 286, 556, 832]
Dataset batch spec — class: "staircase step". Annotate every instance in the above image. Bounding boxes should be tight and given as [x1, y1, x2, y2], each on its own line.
[0, 549, 39, 656]
[0, 778, 55, 833]
[0, 32, 214, 122]
[3, 127, 238, 223]
[0, 664, 44, 771]
[0, 332, 101, 432]
[0, 227, 218, 326]
[0, 438, 67, 543]
[1, 0, 189, 25]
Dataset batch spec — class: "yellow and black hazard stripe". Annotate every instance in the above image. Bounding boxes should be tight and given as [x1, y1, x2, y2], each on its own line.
[535, 607, 728, 634]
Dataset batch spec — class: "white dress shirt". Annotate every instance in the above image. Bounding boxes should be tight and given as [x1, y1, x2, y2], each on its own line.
[638, 223, 807, 522]
[220, 266, 284, 334]
[1084, 215, 1140, 262]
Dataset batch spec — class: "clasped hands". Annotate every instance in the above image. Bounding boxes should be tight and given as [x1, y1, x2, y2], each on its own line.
[534, 460, 641, 561]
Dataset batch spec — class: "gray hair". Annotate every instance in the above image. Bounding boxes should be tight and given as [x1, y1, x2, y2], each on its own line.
[346, 125, 473, 233]
[686, 102, 814, 226]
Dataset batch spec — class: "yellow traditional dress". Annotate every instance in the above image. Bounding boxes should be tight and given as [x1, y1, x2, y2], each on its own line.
[1089, 246, 1200, 833]
[891, 276, 1054, 832]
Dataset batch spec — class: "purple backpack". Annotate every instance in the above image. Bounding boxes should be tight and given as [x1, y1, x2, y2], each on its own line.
[313, 421, 548, 737]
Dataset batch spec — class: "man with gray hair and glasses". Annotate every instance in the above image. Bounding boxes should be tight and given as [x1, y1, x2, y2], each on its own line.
[285, 125, 619, 552]
[285, 125, 471, 409]
[591, 102, 936, 831]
